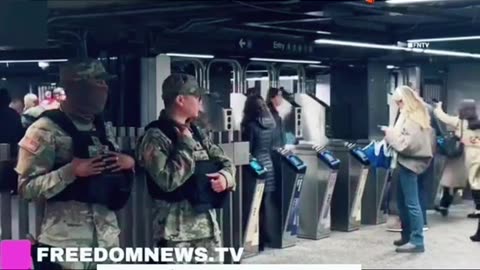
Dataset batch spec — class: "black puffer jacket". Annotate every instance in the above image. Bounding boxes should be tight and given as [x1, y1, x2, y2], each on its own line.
[242, 115, 277, 192]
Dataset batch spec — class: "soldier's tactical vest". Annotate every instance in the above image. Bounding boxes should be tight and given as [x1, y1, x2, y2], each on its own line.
[40, 109, 133, 211]
[142, 113, 228, 214]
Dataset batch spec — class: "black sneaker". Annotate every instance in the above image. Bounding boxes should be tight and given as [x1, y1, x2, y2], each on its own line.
[470, 234, 480, 242]
[467, 212, 480, 219]
[434, 206, 449, 217]
[393, 239, 409, 246]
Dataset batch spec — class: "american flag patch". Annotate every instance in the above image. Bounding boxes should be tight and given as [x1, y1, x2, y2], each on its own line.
[20, 136, 41, 153]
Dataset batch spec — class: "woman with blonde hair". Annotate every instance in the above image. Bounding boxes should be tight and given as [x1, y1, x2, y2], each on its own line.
[383, 85, 435, 253]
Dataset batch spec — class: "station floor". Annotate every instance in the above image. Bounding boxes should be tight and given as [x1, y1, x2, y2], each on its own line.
[242, 202, 480, 268]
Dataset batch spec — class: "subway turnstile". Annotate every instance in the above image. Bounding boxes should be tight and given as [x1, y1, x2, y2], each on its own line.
[361, 167, 389, 225]
[296, 144, 340, 240]
[270, 148, 307, 248]
[215, 133, 249, 264]
[328, 141, 370, 232]
[241, 158, 267, 259]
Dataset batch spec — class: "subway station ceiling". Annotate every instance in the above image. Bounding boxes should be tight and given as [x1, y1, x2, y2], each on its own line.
[9, 0, 480, 63]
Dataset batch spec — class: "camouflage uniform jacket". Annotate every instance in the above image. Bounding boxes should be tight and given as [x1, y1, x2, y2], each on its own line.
[136, 114, 236, 243]
[21, 106, 46, 128]
[15, 115, 120, 249]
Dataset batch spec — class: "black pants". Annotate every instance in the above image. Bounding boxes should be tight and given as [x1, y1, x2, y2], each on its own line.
[260, 191, 281, 249]
[439, 187, 461, 209]
[472, 190, 480, 210]
[475, 218, 480, 236]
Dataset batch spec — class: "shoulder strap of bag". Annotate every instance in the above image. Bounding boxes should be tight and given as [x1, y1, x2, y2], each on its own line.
[144, 118, 178, 145]
[461, 120, 464, 139]
[190, 124, 212, 159]
[394, 111, 400, 125]
[93, 114, 109, 144]
[39, 110, 109, 156]
[39, 109, 80, 139]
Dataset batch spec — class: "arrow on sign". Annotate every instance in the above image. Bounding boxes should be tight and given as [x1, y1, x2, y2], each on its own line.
[239, 38, 246, 48]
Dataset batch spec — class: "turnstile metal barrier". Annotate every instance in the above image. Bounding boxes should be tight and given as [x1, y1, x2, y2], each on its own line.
[361, 167, 389, 225]
[212, 131, 250, 264]
[295, 144, 340, 240]
[270, 148, 307, 248]
[241, 158, 267, 259]
[328, 140, 370, 232]
[352, 140, 389, 225]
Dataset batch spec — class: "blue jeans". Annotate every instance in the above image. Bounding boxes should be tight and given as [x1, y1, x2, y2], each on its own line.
[417, 170, 428, 225]
[397, 165, 425, 247]
[383, 167, 429, 223]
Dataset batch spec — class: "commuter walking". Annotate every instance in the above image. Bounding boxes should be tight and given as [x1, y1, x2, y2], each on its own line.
[242, 95, 279, 249]
[433, 99, 480, 241]
[434, 151, 467, 216]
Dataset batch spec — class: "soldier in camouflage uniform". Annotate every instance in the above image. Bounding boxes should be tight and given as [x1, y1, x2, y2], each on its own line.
[15, 58, 135, 270]
[136, 73, 236, 264]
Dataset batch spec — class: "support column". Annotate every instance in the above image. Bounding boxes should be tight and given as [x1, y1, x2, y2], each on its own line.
[367, 62, 389, 140]
[140, 55, 171, 126]
[330, 65, 368, 140]
[404, 66, 422, 93]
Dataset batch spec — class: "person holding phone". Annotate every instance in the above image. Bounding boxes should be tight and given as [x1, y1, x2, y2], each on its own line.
[383, 85, 435, 253]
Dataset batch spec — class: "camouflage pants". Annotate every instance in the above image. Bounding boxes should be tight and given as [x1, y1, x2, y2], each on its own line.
[158, 234, 222, 264]
[56, 261, 96, 270]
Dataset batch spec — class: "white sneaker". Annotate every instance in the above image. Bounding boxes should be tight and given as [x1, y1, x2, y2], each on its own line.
[386, 219, 402, 232]
[386, 220, 428, 232]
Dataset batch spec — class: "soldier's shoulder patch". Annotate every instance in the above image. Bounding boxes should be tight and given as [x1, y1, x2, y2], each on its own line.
[19, 122, 54, 154]
[19, 136, 41, 154]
